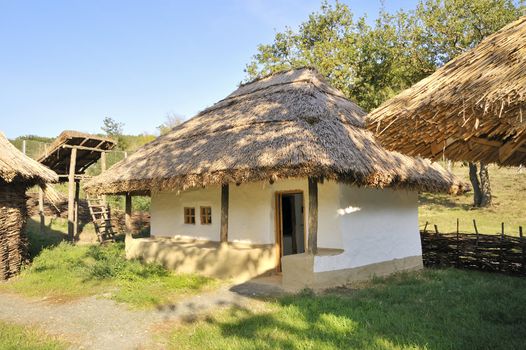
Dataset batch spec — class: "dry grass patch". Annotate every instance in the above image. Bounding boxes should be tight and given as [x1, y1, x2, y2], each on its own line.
[0, 321, 68, 350]
[419, 164, 526, 234]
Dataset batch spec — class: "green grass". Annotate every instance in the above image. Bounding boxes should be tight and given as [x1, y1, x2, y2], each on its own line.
[0, 321, 67, 350]
[2, 241, 217, 308]
[419, 164, 526, 234]
[167, 269, 526, 350]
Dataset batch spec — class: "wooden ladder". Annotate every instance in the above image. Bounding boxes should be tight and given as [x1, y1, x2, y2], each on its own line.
[86, 195, 115, 243]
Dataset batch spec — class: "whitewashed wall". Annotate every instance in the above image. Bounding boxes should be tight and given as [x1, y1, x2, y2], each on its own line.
[151, 178, 310, 244]
[314, 185, 421, 273]
[150, 179, 421, 273]
[150, 185, 221, 241]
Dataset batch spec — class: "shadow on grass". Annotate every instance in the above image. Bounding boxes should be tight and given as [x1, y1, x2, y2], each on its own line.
[178, 269, 526, 349]
[26, 218, 68, 260]
[419, 192, 473, 210]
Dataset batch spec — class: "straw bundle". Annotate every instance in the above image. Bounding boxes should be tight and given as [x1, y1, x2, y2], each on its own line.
[85, 68, 466, 195]
[367, 17, 526, 166]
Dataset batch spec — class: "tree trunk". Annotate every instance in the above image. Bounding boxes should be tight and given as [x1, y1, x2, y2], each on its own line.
[479, 162, 492, 207]
[469, 162, 482, 207]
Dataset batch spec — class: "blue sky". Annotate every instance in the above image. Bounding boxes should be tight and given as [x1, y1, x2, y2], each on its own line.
[0, 0, 418, 138]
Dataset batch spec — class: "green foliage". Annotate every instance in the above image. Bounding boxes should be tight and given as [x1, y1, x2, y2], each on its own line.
[246, 0, 525, 111]
[2, 241, 216, 308]
[101, 117, 129, 150]
[101, 117, 124, 137]
[415, 0, 525, 64]
[168, 269, 526, 349]
[0, 321, 67, 350]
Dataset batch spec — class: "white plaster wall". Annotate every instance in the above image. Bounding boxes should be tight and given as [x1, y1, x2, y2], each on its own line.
[150, 185, 221, 241]
[151, 178, 310, 244]
[150, 178, 419, 273]
[317, 181, 343, 249]
[314, 185, 421, 273]
[229, 178, 308, 244]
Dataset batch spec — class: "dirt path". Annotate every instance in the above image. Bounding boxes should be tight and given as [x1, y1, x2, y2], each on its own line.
[0, 286, 256, 350]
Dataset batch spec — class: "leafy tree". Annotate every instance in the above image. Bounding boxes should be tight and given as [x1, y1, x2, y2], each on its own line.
[101, 117, 124, 137]
[246, 0, 524, 206]
[246, 0, 524, 111]
[101, 117, 128, 150]
[157, 112, 184, 136]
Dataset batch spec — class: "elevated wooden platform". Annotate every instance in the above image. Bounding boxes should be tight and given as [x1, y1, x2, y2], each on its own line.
[37, 130, 117, 241]
[38, 130, 116, 178]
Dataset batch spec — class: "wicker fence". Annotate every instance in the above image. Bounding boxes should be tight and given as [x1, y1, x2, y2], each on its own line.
[420, 220, 526, 276]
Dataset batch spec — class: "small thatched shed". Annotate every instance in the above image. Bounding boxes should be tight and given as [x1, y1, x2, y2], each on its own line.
[0, 133, 58, 279]
[367, 16, 526, 165]
[86, 68, 465, 291]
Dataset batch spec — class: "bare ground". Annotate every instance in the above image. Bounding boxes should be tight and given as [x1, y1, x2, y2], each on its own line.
[0, 285, 264, 350]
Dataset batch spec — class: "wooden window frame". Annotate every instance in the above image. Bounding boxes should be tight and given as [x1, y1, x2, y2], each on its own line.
[184, 207, 196, 224]
[200, 206, 212, 225]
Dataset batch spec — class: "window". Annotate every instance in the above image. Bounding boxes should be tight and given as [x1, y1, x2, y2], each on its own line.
[200, 206, 212, 225]
[184, 207, 195, 224]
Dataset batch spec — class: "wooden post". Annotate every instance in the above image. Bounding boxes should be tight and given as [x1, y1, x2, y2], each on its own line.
[456, 218, 460, 267]
[100, 152, 107, 205]
[73, 180, 80, 239]
[100, 151, 107, 172]
[38, 187, 45, 235]
[423, 221, 428, 234]
[22, 140, 26, 155]
[473, 219, 480, 270]
[125, 193, 132, 233]
[307, 177, 318, 255]
[499, 223, 504, 271]
[67, 147, 77, 240]
[220, 184, 229, 242]
[520, 226, 524, 275]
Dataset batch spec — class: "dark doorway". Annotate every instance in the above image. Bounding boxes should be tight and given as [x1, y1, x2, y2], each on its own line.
[276, 192, 305, 258]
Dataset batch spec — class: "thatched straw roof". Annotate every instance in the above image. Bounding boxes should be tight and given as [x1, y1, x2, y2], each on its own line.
[38, 130, 116, 177]
[85, 68, 465, 195]
[367, 16, 526, 166]
[0, 132, 58, 186]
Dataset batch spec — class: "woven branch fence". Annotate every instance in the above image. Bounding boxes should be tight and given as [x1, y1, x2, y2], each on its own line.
[420, 220, 526, 276]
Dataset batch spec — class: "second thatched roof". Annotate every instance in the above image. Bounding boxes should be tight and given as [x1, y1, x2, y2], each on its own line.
[85, 68, 465, 195]
[367, 16, 526, 166]
[0, 132, 58, 186]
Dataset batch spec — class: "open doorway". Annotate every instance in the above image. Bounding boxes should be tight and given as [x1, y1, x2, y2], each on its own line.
[275, 191, 305, 270]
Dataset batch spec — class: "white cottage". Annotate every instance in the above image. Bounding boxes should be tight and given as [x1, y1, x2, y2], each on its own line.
[86, 68, 465, 291]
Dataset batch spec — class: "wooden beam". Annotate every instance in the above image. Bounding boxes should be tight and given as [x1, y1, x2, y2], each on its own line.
[74, 180, 80, 239]
[100, 151, 107, 172]
[100, 152, 107, 205]
[61, 144, 109, 153]
[38, 187, 44, 235]
[220, 184, 229, 243]
[307, 177, 318, 255]
[125, 193, 132, 232]
[499, 134, 526, 163]
[430, 137, 457, 156]
[469, 137, 526, 154]
[67, 147, 77, 240]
